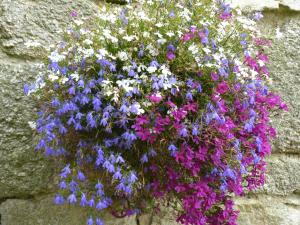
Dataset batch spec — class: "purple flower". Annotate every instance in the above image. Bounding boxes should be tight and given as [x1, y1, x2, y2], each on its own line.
[54, 194, 64, 205]
[166, 51, 176, 61]
[67, 193, 77, 204]
[70, 11, 78, 18]
[223, 167, 236, 180]
[59, 180, 67, 189]
[192, 125, 199, 136]
[69, 180, 78, 192]
[186, 91, 193, 101]
[168, 144, 177, 152]
[87, 217, 93, 225]
[253, 12, 263, 21]
[96, 218, 104, 225]
[80, 193, 88, 206]
[23, 84, 30, 95]
[60, 164, 71, 178]
[87, 112, 96, 128]
[88, 198, 95, 208]
[103, 160, 115, 173]
[140, 154, 148, 163]
[128, 171, 138, 183]
[169, 11, 175, 17]
[179, 127, 188, 137]
[68, 86, 76, 95]
[77, 170, 86, 181]
[116, 155, 125, 163]
[96, 201, 108, 210]
[113, 169, 122, 180]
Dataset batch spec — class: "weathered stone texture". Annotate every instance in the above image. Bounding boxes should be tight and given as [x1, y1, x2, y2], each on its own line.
[0, 195, 136, 225]
[0, 0, 300, 225]
[260, 13, 300, 154]
[236, 194, 300, 225]
[0, 61, 55, 199]
[0, 0, 98, 59]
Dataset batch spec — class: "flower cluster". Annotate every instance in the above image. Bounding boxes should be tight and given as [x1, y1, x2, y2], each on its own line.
[25, 1, 287, 224]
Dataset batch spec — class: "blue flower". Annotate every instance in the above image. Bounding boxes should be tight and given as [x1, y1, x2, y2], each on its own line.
[87, 112, 96, 128]
[96, 201, 108, 211]
[59, 180, 67, 189]
[223, 167, 236, 180]
[87, 217, 94, 225]
[140, 154, 148, 163]
[80, 193, 88, 206]
[192, 124, 199, 136]
[116, 155, 125, 164]
[113, 169, 122, 180]
[179, 127, 188, 137]
[60, 164, 71, 178]
[103, 160, 115, 173]
[67, 193, 77, 204]
[54, 194, 64, 205]
[77, 170, 86, 181]
[186, 91, 193, 101]
[96, 218, 104, 225]
[69, 180, 78, 192]
[168, 144, 177, 152]
[88, 198, 95, 208]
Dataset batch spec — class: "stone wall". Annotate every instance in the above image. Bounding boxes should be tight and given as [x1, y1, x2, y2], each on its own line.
[0, 0, 299, 224]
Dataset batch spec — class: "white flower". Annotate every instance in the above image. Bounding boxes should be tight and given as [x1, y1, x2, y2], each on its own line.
[160, 65, 171, 76]
[123, 35, 136, 41]
[28, 121, 36, 130]
[60, 77, 69, 84]
[70, 73, 79, 81]
[117, 51, 129, 61]
[82, 48, 94, 58]
[188, 44, 198, 54]
[142, 31, 150, 38]
[49, 51, 65, 62]
[83, 39, 93, 45]
[147, 66, 157, 73]
[48, 73, 59, 81]
[166, 31, 175, 37]
[155, 23, 164, 28]
[157, 38, 167, 45]
[74, 19, 84, 26]
[203, 47, 211, 54]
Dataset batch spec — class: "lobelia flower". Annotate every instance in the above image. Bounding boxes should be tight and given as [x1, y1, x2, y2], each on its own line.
[24, 1, 286, 224]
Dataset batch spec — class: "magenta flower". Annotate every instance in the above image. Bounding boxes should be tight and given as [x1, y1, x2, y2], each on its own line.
[216, 81, 230, 94]
[166, 51, 176, 61]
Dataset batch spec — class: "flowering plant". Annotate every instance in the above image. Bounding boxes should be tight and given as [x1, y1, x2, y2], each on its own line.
[25, 0, 287, 224]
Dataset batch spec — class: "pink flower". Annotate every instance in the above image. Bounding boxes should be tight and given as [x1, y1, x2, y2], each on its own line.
[181, 33, 193, 42]
[166, 51, 176, 61]
[148, 94, 162, 103]
[211, 72, 219, 81]
[216, 81, 229, 94]
[220, 12, 232, 20]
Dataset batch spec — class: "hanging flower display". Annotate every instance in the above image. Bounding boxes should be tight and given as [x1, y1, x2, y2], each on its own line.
[24, 1, 287, 224]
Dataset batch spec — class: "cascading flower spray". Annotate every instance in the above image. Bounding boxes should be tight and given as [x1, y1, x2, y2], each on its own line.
[25, 0, 287, 224]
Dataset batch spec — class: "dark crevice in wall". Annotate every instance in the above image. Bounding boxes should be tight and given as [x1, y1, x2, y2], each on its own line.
[0, 194, 35, 205]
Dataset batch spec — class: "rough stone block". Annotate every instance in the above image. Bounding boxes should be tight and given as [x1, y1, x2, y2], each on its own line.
[0, 0, 98, 59]
[0, 61, 54, 199]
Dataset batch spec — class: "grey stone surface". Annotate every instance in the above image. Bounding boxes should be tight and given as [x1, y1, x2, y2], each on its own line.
[262, 154, 300, 195]
[0, 61, 55, 199]
[0, 195, 137, 225]
[236, 194, 300, 225]
[259, 13, 300, 154]
[230, 0, 300, 11]
[0, 0, 98, 59]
